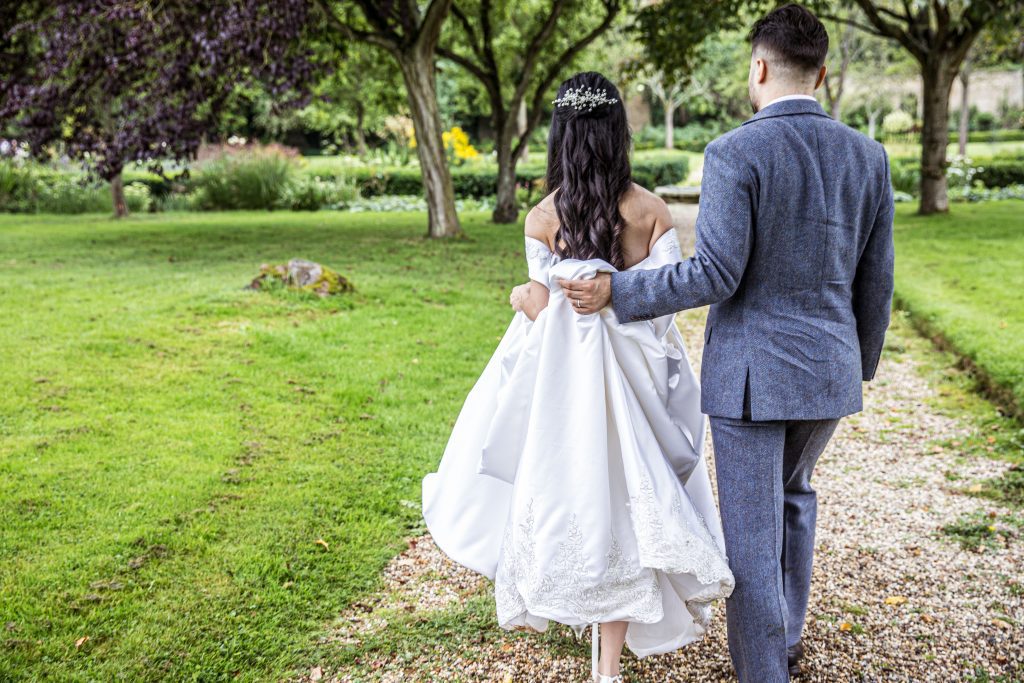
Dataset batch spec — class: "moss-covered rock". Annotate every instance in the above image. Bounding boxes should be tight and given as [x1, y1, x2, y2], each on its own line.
[246, 258, 354, 297]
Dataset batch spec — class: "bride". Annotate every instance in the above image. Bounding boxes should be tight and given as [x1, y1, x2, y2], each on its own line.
[422, 71, 734, 682]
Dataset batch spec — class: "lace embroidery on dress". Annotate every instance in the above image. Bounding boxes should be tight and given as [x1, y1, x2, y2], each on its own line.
[648, 229, 682, 268]
[628, 476, 734, 626]
[495, 501, 664, 628]
[524, 237, 554, 261]
[525, 237, 558, 284]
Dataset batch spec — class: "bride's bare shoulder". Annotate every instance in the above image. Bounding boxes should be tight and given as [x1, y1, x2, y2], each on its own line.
[621, 183, 674, 247]
[525, 192, 559, 249]
[621, 182, 671, 222]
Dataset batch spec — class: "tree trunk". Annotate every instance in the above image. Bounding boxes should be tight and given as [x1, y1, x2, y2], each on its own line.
[957, 68, 970, 157]
[491, 100, 528, 223]
[492, 98, 524, 223]
[918, 58, 957, 215]
[664, 103, 674, 149]
[398, 51, 462, 238]
[354, 101, 369, 157]
[867, 110, 879, 141]
[516, 100, 529, 164]
[825, 75, 843, 120]
[110, 172, 128, 218]
[493, 138, 519, 224]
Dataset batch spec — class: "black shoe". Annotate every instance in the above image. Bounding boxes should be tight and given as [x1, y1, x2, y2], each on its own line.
[787, 641, 804, 677]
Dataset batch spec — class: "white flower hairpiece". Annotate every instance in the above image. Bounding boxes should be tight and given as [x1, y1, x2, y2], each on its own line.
[552, 85, 618, 112]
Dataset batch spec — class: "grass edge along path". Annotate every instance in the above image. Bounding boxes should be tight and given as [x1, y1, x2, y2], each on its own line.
[892, 200, 1024, 423]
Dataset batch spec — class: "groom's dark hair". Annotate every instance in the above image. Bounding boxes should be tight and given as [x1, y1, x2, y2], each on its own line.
[750, 4, 829, 74]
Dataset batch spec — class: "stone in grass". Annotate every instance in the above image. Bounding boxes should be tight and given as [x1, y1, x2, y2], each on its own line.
[247, 258, 354, 297]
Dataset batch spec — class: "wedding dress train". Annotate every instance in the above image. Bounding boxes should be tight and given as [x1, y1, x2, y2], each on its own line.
[422, 230, 734, 658]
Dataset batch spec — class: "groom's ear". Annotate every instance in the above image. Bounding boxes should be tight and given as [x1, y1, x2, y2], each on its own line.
[754, 57, 769, 85]
[814, 65, 827, 90]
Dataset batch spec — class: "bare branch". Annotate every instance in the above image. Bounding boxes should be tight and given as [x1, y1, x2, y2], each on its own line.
[480, 0, 500, 94]
[509, 0, 572, 114]
[450, 4, 485, 64]
[437, 46, 493, 87]
[315, 0, 396, 50]
[820, 12, 888, 38]
[419, 0, 453, 49]
[351, 0, 403, 43]
[848, 0, 926, 61]
[874, 5, 910, 23]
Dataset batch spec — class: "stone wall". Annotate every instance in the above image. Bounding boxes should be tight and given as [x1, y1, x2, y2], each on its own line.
[843, 68, 1023, 117]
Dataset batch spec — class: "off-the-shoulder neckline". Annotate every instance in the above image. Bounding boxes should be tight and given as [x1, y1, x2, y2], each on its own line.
[524, 230, 677, 270]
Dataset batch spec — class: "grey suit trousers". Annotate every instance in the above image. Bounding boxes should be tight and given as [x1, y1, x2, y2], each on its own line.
[709, 414, 839, 683]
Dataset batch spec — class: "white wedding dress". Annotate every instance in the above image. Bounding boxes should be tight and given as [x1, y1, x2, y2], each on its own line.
[422, 230, 734, 658]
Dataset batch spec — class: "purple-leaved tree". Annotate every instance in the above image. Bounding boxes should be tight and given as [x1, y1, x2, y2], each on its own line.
[0, 1, 314, 217]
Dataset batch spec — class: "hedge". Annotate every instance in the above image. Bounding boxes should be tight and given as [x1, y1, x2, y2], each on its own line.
[975, 160, 1024, 188]
[948, 129, 1024, 144]
[889, 157, 1024, 196]
[334, 155, 690, 199]
[2, 154, 691, 213]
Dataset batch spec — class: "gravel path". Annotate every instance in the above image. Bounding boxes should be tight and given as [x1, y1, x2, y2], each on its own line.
[303, 309, 1022, 683]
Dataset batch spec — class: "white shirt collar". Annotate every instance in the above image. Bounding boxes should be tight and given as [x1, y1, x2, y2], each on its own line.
[762, 94, 818, 110]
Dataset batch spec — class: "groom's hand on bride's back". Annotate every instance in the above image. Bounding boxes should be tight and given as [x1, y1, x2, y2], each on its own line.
[560, 273, 612, 315]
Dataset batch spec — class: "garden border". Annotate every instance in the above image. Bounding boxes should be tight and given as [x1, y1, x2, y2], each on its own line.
[894, 294, 1023, 423]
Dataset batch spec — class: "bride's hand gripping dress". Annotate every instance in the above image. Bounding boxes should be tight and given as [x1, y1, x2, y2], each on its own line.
[422, 230, 734, 658]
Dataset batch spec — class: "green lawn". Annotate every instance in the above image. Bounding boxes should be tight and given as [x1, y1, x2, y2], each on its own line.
[894, 200, 1024, 419]
[0, 211, 524, 681]
[883, 139, 1024, 160]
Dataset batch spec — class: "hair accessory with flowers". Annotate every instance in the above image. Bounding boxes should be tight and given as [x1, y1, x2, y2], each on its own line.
[552, 85, 618, 112]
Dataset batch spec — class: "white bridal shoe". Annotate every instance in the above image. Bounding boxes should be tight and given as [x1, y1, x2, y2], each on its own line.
[590, 623, 624, 683]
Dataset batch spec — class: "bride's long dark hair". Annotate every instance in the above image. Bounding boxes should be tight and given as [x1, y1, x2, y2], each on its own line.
[545, 71, 632, 270]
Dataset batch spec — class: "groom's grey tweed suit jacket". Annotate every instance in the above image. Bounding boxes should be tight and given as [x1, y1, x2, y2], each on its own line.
[611, 98, 895, 421]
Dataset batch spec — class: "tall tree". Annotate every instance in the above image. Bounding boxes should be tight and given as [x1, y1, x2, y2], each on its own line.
[633, 0, 773, 82]
[830, 0, 1022, 214]
[439, 0, 622, 224]
[300, 43, 407, 157]
[0, 1, 313, 217]
[823, 11, 868, 120]
[956, 38, 984, 157]
[315, 0, 462, 237]
[642, 71, 705, 149]
[671, 30, 756, 126]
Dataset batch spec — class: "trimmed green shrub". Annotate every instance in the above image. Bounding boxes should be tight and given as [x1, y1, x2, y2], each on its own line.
[888, 156, 1024, 197]
[890, 159, 921, 195]
[1, 161, 158, 214]
[35, 178, 111, 214]
[0, 160, 41, 212]
[975, 160, 1024, 189]
[122, 170, 188, 204]
[156, 191, 203, 212]
[943, 129, 1024, 144]
[633, 122, 728, 152]
[193, 147, 295, 210]
[277, 175, 358, 211]
[633, 157, 689, 188]
[123, 182, 152, 213]
[883, 110, 915, 136]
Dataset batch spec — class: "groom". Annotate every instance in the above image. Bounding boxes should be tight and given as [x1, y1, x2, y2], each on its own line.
[561, 5, 894, 681]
